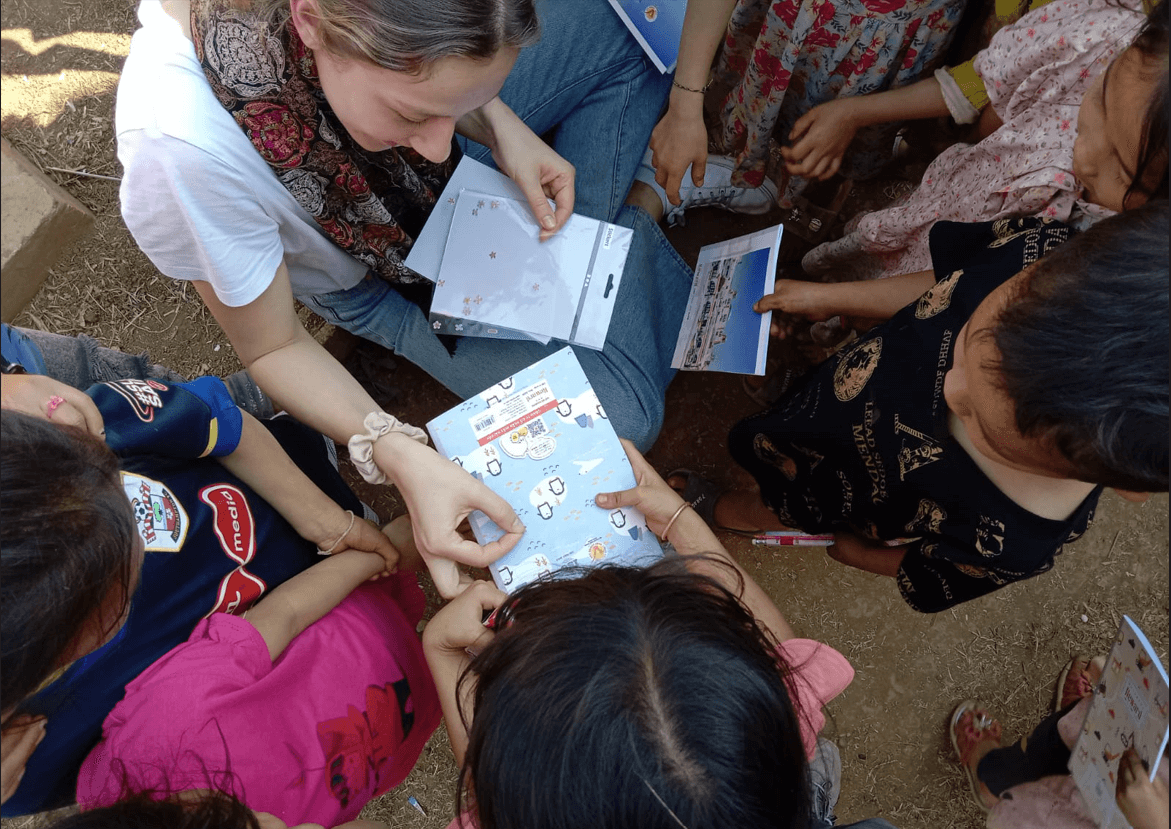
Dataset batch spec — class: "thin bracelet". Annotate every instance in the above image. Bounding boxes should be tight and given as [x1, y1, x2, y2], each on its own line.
[317, 510, 356, 555]
[659, 502, 691, 543]
[672, 78, 711, 94]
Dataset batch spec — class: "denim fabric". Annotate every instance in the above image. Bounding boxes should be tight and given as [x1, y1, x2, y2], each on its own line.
[14, 326, 274, 418]
[306, 0, 683, 448]
[807, 738, 900, 829]
[457, 0, 672, 222]
[305, 205, 692, 451]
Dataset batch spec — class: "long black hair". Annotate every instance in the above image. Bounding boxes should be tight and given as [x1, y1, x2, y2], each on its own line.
[459, 559, 812, 829]
[48, 789, 259, 829]
[1, 411, 138, 718]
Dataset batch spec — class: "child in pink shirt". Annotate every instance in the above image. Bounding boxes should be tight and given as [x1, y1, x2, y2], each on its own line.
[77, 519, 440, 827]
[423, 442, 855, 829]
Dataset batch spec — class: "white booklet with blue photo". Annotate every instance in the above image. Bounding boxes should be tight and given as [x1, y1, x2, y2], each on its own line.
[607, 0, 687, 73]
[671, 224, 783, 375]
[427, 348, 664, 593]
[429, 190, 632, 350]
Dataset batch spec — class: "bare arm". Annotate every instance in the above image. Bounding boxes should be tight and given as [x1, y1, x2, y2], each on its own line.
[783, 77, 952, 181]
[421, 580, 505, 767]
[193, 264, 525, 570]
[754, 270, 937, 323]
[648, 0, 738, 203]
[595, 441, 797, 643]
[218, 411, 399, 570]
[245, 550, 386, 660]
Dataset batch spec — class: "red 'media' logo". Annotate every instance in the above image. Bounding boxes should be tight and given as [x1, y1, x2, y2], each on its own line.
[200, 484, 256, 564]
[200, 484, 266, 616]
[206, 567, 267, 617]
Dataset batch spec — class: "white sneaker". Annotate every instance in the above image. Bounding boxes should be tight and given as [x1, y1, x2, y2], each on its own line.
[633, 149, 778, 226]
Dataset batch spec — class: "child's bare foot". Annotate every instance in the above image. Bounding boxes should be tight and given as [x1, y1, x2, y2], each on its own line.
[664, 471, 787, 534]
[1056, 653, 1106, 711]
[951, 700, 1002, 812]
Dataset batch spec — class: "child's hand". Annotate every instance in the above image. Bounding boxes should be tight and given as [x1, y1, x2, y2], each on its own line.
[649, 101, 710, 206]
[423, 580, 506, 657]
[1116, 747, 1169, 829]
[319, 513, 400, 578]
[754, 280, 840, 337]
[595, 439, 687, 540]
[1, 374, 105, 438]
[782, 98, 861, 181]
[1, 715, 46, 804]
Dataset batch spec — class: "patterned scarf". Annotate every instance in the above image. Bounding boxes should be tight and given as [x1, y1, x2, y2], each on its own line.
[190, 0, 458, 286]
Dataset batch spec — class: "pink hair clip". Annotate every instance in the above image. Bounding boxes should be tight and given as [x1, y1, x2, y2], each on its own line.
[46, 395, 66, 419]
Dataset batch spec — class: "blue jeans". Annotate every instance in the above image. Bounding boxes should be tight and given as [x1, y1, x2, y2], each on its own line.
[308, 0, 685, 450]
[458, 0, 672, 222]
[307, 205, 693, 451]
[6, 326, 274, 418]
[808, 738, 899, 829]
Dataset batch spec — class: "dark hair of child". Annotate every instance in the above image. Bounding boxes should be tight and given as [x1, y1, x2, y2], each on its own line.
[1, 410, 138, 718]
[458, 560, 812, 829]
[1125, 0, 1169, 206]
[47, 789, 259, 829]
[991, 200, 1169, 491]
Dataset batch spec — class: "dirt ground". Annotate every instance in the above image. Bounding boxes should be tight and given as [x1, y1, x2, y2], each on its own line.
[2, 2, 1168, 827]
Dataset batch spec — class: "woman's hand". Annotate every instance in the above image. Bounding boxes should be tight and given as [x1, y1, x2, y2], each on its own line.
[1, 716, 46, 804]
[781, 98, 863, 181]
[1116, 747, 1169, 829]
[0, 374, 105, 437]
[648, 99, 710, 205]
[376, 434, 525, 581]
[423, 579, 506, 657]
[467, 98, 575, 239]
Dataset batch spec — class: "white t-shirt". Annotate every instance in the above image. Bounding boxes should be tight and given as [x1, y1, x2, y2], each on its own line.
[115, 0, 368, 307]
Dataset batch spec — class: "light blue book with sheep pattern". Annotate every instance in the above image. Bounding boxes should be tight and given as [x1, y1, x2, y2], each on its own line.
[426, 348, 664, 592]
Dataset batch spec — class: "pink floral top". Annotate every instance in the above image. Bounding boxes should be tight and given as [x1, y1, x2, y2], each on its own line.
[803, 0, 1145, 280]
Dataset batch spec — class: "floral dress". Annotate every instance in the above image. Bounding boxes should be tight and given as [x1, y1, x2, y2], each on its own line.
[802, 0, 1145, 280]
[708, 0, 967, 205]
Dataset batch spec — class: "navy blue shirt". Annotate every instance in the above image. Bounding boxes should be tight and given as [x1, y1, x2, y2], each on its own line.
[4, 378, 361, 815]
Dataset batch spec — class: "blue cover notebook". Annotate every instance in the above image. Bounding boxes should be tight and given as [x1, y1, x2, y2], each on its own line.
[607, 0, 687, 73]
[427, 348, 664, 592]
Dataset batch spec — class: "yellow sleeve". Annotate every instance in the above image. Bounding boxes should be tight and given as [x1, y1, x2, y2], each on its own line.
[942, 59, 990, 113]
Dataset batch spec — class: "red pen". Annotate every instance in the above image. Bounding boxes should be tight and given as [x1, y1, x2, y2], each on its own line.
[751, 532, 835, 547]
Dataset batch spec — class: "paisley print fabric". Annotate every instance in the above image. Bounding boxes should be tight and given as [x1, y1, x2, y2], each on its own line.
[191, 0, 456, 285]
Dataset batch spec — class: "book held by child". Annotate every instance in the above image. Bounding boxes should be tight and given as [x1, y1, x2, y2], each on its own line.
[671, 224, 783, 375]
[427, 348, 664, 592]
[1069, 615, 1169, 829]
